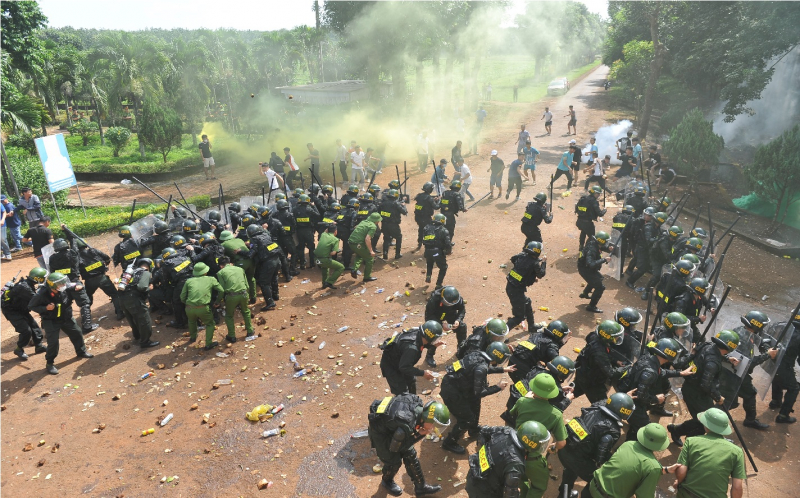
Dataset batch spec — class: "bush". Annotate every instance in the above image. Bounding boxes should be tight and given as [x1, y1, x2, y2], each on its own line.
[663, 109, 724, 181]
[0, 148, 69, 207]
[139, 101, 182, 163]
[6, 131, 41, 154]
[68, 119, 99, 146]
[105, 126, 132, 157]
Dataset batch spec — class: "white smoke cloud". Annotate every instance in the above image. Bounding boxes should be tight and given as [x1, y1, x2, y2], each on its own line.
[589, 119, 633, 165]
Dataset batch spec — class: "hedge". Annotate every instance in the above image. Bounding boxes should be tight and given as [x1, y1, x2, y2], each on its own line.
[1, 148, 70, 207]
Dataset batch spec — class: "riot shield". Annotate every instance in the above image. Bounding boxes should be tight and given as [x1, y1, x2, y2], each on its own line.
[605, 227, 624, 280]
[752, 321, 796, 401]
[40, 243, 54, 271]
[167, 204, 197, 231]
[666, 325, 695, 396]
[130, 215, 157, 258]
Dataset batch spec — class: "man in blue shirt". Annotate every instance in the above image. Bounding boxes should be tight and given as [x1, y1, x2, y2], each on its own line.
[0, 201, 11, 260]
[1, 195, 23, 252]
[583, 137, 598, 166]
[550, 146, 575, 192]
[506, 153, 524, 201]
[632, 137, 642, 173]
[522, 140, 540, 185]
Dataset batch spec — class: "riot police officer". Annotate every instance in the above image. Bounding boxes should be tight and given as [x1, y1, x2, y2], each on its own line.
[119, 258, 159, 348]
[368, 395, 449, 496]
[191, 232, 225, 277]
[379, 189, 408, 260]
[48, 238, 98, 333]
[642, 225, 683, 300]
[169, 234, 192, 258]
[422, 213, 451, 288]
[501, 355, 575, 426]
[611, 307, 643, 364]
[289, 187, 303, 212]
[161, 246, 193, 329]
[654, 259, 696, 318]
[574, 321, 627, 402]
[246, 224, 290, 311]
[457, 318, 509, 359]
[670, 277, 716, 343]
[112, 225, 141, 269]
[668, 330, 740, 446]
[29, 272, 94, 375]
[340, 184, 360, 206]
[294, 194, 320, 269]
[521, 192, 553, 245]
[578, 231, 612, 313]
[2, 267, 48, 359]
[423, 285, 467, 367]
[612, 204, 634, 258]
[628, 185, 648, 217]
[138, 219, 172, 257]
[272, 199, 298, 274]
[379, 321, 444, 395]
[508, 320, 571, 384]
[228, 202, 242, 233]
[505, 241, 547, 332]
[625, 207, 658, 289]
[575, 186, 606, 248]
[413, 182, 440, 251]
[201, 210, 225, 237]
[440, 342, 514, 454]
[558, 393, 634, 497]
[440, 180, 466, 238]
[181, 219, 200, 241]
[770, 312, 800, 423]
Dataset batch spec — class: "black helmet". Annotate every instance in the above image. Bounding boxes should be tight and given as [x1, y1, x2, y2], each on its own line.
[546, 356, 575, 383]
[154, 220, 169, 235]
[634, 186, 646, 196]
[298, 194, 311, 204]
[422, 182, 434, 193]
[154, 257, 162, 268]
[674, 260, 695, 278]
[421, 320, 444, 341]
[161, 247, 178, 259]
[292, 188, 304, 198]
[690, 227, 708, 239]
[712, 329, 741, 352]
[433, 213, 446, 225]
[614, 307, 642, 330]
[331, 202, 342, 211]
[544, 320, 570, 342]
[257, 205, 270, 218]
[524, 241, 543, 257]
[276, 199, 290, 211]
[248, 204, 260, 216]
[347, 184, 359, 195]
[622, 204, 634, 215]
[368, 184, 381, 197]
[53, 238, 69, 252]
[137, 258, 155, 270]
[534, 192, 547, 203]
[241, 214, 257, 227]
[198, 232, 216, 245]
[596, 320, 624, 346]
[440, 286, 461, 306]
[449, 180, 462, 191]
[119, 225, 133, 239]
[310, 183, 321, 194]
[321, 184, 334, 195]
[359, 192, 373, 203]
[689, 277, 709, 296]
[173, 207, 188, 218]
[347, 198, 360, 209]
[649, 337, 681, 362]
[246, 224, 264, 238]
[741, 311, 770, 333]
[601, 393, 635, 421]
[388, 179, 401, 190]
[228, 202, 241, 213]
[182, 220, 198, 234]
[643, 206, 655, 217]
[170, 235, 187, 248]
[208, 210, 222, 222]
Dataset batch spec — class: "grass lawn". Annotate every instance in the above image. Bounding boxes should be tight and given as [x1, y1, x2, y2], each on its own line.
[64, 133, 204, 174]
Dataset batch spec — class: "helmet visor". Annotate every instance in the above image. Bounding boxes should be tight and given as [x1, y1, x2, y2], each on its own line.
[528, 431, 552, 456]
[612, 333, 624, 346]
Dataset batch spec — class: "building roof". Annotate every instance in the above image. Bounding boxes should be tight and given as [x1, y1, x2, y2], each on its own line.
[276, 80, 391, 93]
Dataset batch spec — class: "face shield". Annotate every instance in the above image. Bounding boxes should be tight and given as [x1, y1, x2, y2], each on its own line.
[525, 431, 552, 457]
[611, 332, 625, 346]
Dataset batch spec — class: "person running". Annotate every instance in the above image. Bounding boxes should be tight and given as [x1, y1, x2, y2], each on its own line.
[335, 139, 348, 188]
[198, 134, 216, 180]
[506, 153, 524, 201]
[487, 150, 505, 199]
[541, 107, 553, 136]
[456, 159, 475, 202]
[550, 146, 575, 192]
[516, 124, 531, 154]
[522, 140, 540, 184]
[565, 105, 577, 135]
[583, 137, 598, 165]
[350, 145, 367, 190]
[584, 153, 612, 193]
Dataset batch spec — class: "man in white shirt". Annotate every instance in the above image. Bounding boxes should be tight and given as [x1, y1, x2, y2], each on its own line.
[541, 107, 553, 136]
[416, 132, 429, 173]
[350, 145, 366, 189]
[583, 152, 611, 193]
[283, 147, 300, 189]
[516, 124, 531, 154]
[335, 139, 348, 188]
[456, 159, 475, 202]
[260, 161, 285, 193]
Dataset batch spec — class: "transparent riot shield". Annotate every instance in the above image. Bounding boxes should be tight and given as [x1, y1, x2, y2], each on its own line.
[40, 243, 54, 271]
[605, 228, 624, 280]
[129, 215, 157, 258]
[167, 204, 197, 231]
[666, 325, 695, 396]
[752, 321, 796, 401]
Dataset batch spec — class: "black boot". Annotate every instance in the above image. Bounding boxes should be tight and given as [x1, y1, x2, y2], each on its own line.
[425, 350, 437, 367]
[667, 423, 683, 447]
[650, 403, 673, 417]
[742, 397, 769, 430]
[776, 414, 797, 424]
[380, 463, 403, 497]
[404, 454, 441, 496]
[441, 430, 465, 454]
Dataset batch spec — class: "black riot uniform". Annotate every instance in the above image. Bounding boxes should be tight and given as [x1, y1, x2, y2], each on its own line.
[422, 220, 451, 288]
[577, 237, 610, 312]
[113, 237, 141, 269]
[628, 191, 647, 217]
[29, 283, 90, 368]
[439, 188, 465, 238]
[379, 327, 432, 395]
[77, 245, 123, 320]
[191, 240, 225, 277]
[720, 325, 773, 427]
[575, 193, 605, 248]
[149, 260, 171, 313]
[465, 426, 526, 498]
[424, 289, 467, 344]
[139, 231, 172, 260]
[48, 242, 96, 332]
[557, 403, 623, 492]
[120, 264, 155, 346]
[772, 322, 800, 421]
[272, 206, 298, 272]
[654, 265, 692, 318]
[294, 201, 319, 269]
[625, 217, 658, 286]
[379, 196, 408, 259]
[440, 351, 506, 449]
[616, 352, 679, 441]
[520, 198, 552, 245]
[669, 341, 725, 442]
[670, 288, 714, 344]
[457, 325, 495, 359]
[248, 231, 290, 310]
[2, 277, 46, 354]
[573, 332, 626, 403]
[646, 231, 675, 290]
[508, 331, 561, 383]
[612, 210, 633, 257]
[162, 252, 194, 327]
[502, 365, 571, 425]
[505, 249, 546, 332]
[413, 190, 440, 249]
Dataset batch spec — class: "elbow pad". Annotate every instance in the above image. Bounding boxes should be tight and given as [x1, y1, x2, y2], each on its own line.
[388, 428, 406, 453]
[503, 472, 521, 498]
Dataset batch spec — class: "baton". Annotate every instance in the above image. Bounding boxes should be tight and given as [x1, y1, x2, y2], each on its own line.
[706, 202, 714, 251]
[164, 194, 173, 219]
[262, 186, 266, 205]
[549, 174, 554, 213]
[690, 205, 702, 231]
[640, 292, 654, 357]
[466, 192, 491, 210]
[332, 162, 338, 200]
[645, 165, 652, 197]
[172, 181, 212, 224]
[128, 199, 137, 224]
[403, 161, 408, 199]
[220, 183, 228, 225]
[720, 403, 758, 473]
[717, 213, 741, 243]
[299, 171, 306, 191]
[658, 190, 669, 209]
[775, 300, 800, 344]
[700, 285, 731, 341]
[706, 234, 735, 302]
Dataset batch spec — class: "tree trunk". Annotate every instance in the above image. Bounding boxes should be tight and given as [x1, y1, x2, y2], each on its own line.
[133, 96, 145, 159]
[0, 139, 20, 198]
[192, 132, 198, 147]
[392, 62, 407, 110]
[639, 5, 664, 141]
[93, 98, 105, 146]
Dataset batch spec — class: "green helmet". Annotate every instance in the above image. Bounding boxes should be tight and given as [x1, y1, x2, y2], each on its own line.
[649, 337, 682, 362]
[53, 238, 69, 252]
[517, 420, 552, 456]
[174, 207, 188, 218]
[274, 192, 287, 201]
[170, 235, 187, 248]
[741, 310, 770, 333]
[589, 185, 602, 195]
[119, 225, 132, 239]
[219, 230, 234, 241]
[359, 192, 374, 203]
[485, 318, 509, 339]
[421, 320, 444, 341]
[347, 198, 360, 209]
[433, 213, 447, 225]
[622, 204, 634, 214]
[161, 247, 178, 259]
[680, 253, 701, 265]
[298, 194, 311, 204]
[663, 312, 690, 337]
[207, 210, 222, 222]
[310, 183, 321, 195]
[368, 184, 381, 196]
[686, 237, 703, 252]
[440, 286, 461, 306]
[248, 204, 260, 216]
[524, 241, 543, 257]
[246, 224, 264, 238]
[241, 214, 257, 227]
[322, 184, 334, 195]
[387, 189, 400, 199]
[419, 401, 450, 427]
[47, 272, 68, 291]
[546, 356, 575, 383]
[634, 185, 647, 196]
[29, 267, 48, 284]
[534, 192, 547, 203]
[293, 188, 304, 197]
[449, 180, 462, 191]
[674, 260, 695, 278]
[614, 307, 642, 329]
[654, 212, 667, 225]
[182, 220, 198, 233]
[659, 196, 671, 209]
[544, 320, 570, 342]
[153, 213, 165, 221]
[331, 202, 342, 211]
[388, 180, 401, 190]
[422, 182, 434, 193]
[689, 277, 708, 296]
[154, 220, 169, 235]
[228, 202, 241, 213]
[595, 231, 610, 246]
[257, 205, 270, 218]
[690, 227, 708, 239]
[276, 199, 290, 211]
[667, 225, 683, 238]
[601, 392, 635, 421]
[137, 258, 154, 271]
[347, 184, 359, 195]
[198, 232, 216, 245]
[486, 341, 511, 364]
[643, 206, 656, 217]
[596, 320, 624, 346]
[712, 329, 741, 352]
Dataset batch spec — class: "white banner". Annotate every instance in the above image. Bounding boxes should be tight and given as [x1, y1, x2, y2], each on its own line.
[35, 134, 77, 193]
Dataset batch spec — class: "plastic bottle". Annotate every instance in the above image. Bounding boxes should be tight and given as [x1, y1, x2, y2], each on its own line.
[337, 326, 349, 333]
[289, 354, 297, 364]
[244, 335, 257, 342]
[160, 413, 173, 426]
[293, 369, 308, 378]
[217, 379, 232, 385]
[318, 341, 326, 350]
[271, 404, 284, 414]
[140, 372, 154, 380]
[351, 430, 369, 439]
[400, 315, 408, 322]
[375, 288, 384, 294]
[263, 428, 280, 438]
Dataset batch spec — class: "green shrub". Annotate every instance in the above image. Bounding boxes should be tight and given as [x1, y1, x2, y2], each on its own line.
[105, 126, 132, 157]
[68, 120, 99, 146]
[6, 132, 40, 154]
[664, 109, 724, 180]
[0, 148, 69, 207]
[139, 101, 182, 163]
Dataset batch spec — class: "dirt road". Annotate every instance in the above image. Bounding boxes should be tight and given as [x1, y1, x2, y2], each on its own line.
[2, 65, 796, 497]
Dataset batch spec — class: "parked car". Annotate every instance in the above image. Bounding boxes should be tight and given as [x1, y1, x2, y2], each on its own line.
[547, 78, 569, 96]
